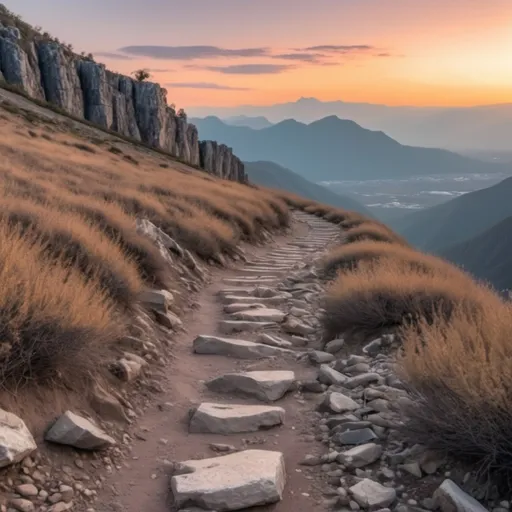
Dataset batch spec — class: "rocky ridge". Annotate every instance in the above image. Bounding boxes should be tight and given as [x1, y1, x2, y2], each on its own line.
[0, 16, 245, 183]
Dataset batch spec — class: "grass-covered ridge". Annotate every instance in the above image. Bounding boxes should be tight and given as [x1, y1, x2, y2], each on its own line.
[0, 103, 288, 392]
[287, 192, 512, 492]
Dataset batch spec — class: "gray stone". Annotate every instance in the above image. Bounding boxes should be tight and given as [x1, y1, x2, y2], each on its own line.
[138, 288, 174, 313]
[338, 443, 383, 468]
[205, 371, 295, 402]
[189, 403, 284, 434]
[400, 462, 422, 478]
[171, 449, 285, 511]
[45, 411, 116, 450]
[282, 317, 315, 335]
[434, 479, 488, 512]
[231, 308, 285, 323]
[256, 333, 293, 349]
[321, 392, 359, 413]
[309, 350, 335, 364]
[9, 499, 35, 512]
[0, 409, 37, 468]
[318, 365, 347, 386]
[218, 320, 275, 334]
[325, 338, 345, 354]
[333, 428, 377, 446]
[349, 479, 396, 508]
[193, 335, 292, 359]
[344, 373, 381, 389]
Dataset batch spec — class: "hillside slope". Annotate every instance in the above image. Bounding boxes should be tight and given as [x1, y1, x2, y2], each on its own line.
[192, 116, 509, 181]
[244, 160, 371, 215]
[441, 216, 512, 291]
[393, 176, 512, 252]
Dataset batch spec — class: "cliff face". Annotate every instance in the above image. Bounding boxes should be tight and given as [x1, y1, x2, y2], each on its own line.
[0, 21, 243, 182]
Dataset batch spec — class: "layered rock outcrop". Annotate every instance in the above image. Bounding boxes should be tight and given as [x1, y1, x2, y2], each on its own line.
[0, 20, 243, 182]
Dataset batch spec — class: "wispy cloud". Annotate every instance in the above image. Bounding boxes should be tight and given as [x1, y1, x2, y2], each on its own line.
[166, 82, 251, 91]
[302, 45, 374, 53]
[201, 64, 294, 75]
[95, 52, 134, 60]
[272, 52, 326, 63]
[117, 45, 269, 60]
[147, 68, 175, 73]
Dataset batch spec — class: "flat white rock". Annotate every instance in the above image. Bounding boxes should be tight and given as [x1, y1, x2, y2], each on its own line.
[0, 409, 37, 468]
[206, 371, 295, 402]
[189, 403, 285, 434]
[193, 335, 292, 359]
[434, 479, 488, 512]
[231, 308, 286, 323]
[171, 449, 285, 511]
[350, 478, 396, 508]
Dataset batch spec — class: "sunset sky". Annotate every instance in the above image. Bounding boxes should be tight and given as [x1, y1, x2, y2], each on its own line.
[12, 0, 512, 109]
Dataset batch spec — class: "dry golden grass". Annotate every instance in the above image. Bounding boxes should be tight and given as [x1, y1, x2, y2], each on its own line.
[0, 104, 289, 390]
[321, 257, 486, 341]
[0, 222, 123, 388]
[343, 222, 408, 245]
[399, 300, 512, 489]
[321, 240, 466, 279]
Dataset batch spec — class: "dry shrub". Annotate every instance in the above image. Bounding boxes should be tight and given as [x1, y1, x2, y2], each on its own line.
[324, 208, 351, 224]
[57, 195, 173, 289]
[0, 223, 123, 388]
[321, 240, 465, 279]
[322, 257, 484, 341]
[344, 222, 408, 245]
[399, 298, 512, 490]
[0, 198, 142, 307]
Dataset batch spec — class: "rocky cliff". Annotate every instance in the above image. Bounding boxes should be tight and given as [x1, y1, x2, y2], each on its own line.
[0, 18, 245, 182]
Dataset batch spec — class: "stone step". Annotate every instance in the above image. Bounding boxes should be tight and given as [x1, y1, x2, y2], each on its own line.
[230, 307, 286, 323]
[236, 268, 291, 277]
[170, 449, 285, 511]
[189, 403, 285, 434]
[205, 371, 296, 402]
[193, 335, 293, 359]
[222, 278, 277, 286]
[224, 303, 268, 314]
[220, 295, 289, 306]
[218, 320, 276, 335]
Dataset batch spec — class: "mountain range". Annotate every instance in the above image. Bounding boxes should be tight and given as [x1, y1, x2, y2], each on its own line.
[189, 97, 512, 152]
[440, 216, 512, 293]
[392, 176, 512, 253]
[191, 116, 510, 182]
[244, 161, 371, 216]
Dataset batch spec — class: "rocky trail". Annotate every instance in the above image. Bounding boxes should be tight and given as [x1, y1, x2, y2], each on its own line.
[90, 211, 488, 512]
[3, 211, 489, 512]
[95, 211, 342, 512]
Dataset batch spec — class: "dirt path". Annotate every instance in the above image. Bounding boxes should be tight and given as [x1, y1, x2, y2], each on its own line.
[94, 212, 341, 512]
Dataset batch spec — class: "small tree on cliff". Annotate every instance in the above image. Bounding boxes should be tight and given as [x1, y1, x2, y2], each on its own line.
[133, 69, 151, 82]
[177, 108, 187, 120]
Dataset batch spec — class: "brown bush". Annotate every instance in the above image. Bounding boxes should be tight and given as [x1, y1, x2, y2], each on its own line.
[398, 298, 512, 490]
[343, 222, 408, 245]
[0, 223, 123, 388]
[321, 240, 466, 279]
[0, 198, 142, 307]
[321, 257, 485, 341]
[0, 106, 289, 394]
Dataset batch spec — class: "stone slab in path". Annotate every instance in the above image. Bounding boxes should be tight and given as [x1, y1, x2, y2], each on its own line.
[206, 371, 296, 402]
[193, 335, 293, 359]
[171, 449, 285, 511]
[218, 320, 276, 335]
[230, 307, 286, 323]
[189, 403, 285, 434]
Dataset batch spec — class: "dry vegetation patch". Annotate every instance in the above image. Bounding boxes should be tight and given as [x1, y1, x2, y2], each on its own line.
[399, 301, 512, 489]
[321, 257, 489, 341]
[321, 240, 466, 279]
[0, 105, 289, 397]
